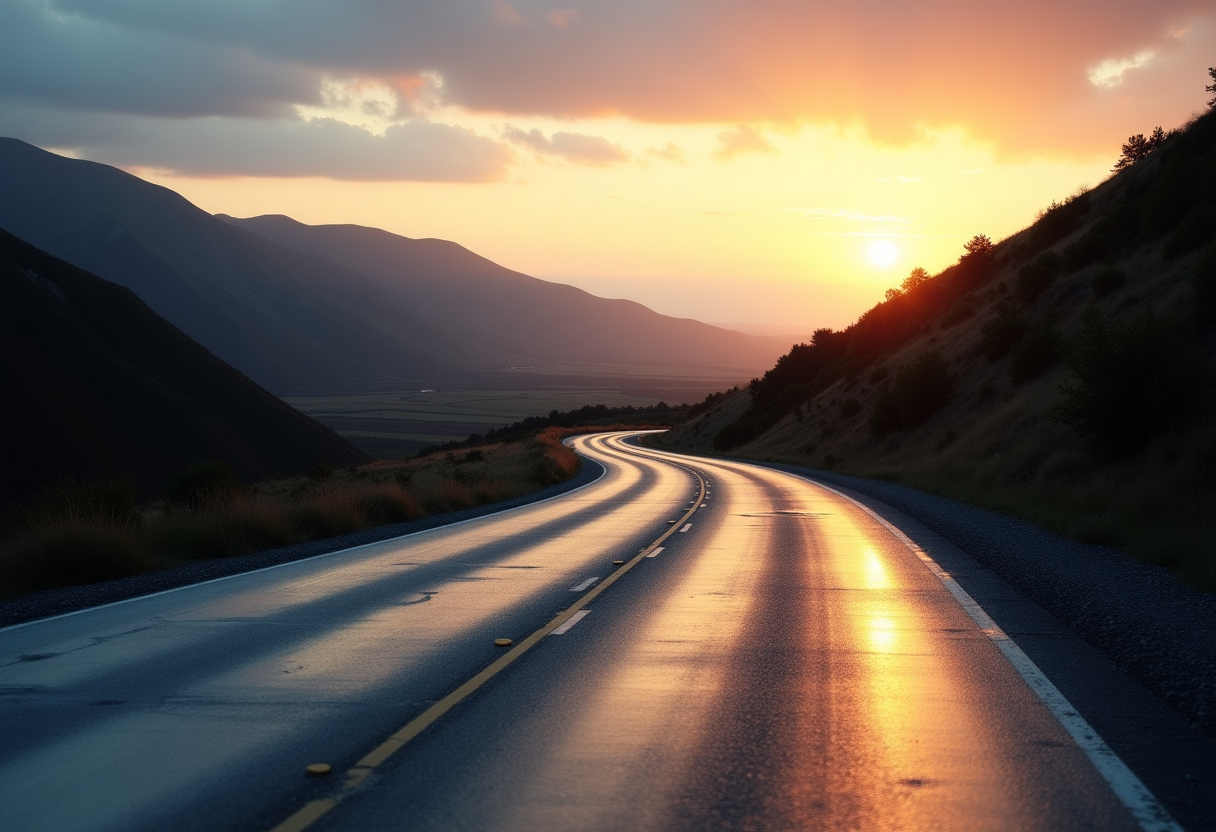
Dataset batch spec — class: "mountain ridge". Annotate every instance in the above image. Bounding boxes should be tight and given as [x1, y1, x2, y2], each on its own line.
[0, 227, 369, 508]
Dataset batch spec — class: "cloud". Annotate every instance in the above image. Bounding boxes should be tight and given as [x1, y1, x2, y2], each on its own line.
[646, 142, 687, 163]
[0, 103, 513, 181]
[2, 0, 1215, 163]
[712, 125, 777, 160]
[502, 126, 628, 165]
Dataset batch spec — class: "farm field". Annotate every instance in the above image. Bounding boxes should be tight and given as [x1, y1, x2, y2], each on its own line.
[284, 387, 673, 457]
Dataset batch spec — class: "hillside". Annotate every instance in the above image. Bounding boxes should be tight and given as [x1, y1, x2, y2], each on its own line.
[660, 108, 1216, 586]
[219, 214, 785, 373]
[0, 138, 493, 394]
[0, 138, 783, 395]
[0, 228, 369, 509]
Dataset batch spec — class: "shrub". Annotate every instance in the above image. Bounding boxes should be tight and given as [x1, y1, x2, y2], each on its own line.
[289, 491, 363, 539]
[165, 461, 243, 510]
[1014, 252, 1063, 304]
[0, 520, 149, 595]
[308, 462, 334, 482]
[149, 497, 295, 559]
[1162, 205, 1216, 259]
[838, 398, 861, 419]
[1091, 268, 1127, 297]
[1050, 308, 1210, 455]
[869, 351, 956, 436]
[978, 302, 1029, 360]
[2, 478, 142, 534]
[354, 485, 423, 525]
[1008, 318, 1061, 383]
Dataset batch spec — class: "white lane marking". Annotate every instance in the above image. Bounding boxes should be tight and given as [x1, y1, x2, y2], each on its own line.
[569, 577, 599, 592]
[679, 523, 692, 532]
[551, 610, 590, 635]
[646, 547, 665, 558]
[804, 476, 1184, 832]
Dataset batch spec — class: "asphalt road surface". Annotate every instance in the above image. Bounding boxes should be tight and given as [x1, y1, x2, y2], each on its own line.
[0, 432, 1191, 831]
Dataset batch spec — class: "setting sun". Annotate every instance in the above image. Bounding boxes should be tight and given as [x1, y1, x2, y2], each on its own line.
[868, 240, 899, 269]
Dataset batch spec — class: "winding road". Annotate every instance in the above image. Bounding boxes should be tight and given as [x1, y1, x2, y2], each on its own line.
[0, 432, 1192, 831]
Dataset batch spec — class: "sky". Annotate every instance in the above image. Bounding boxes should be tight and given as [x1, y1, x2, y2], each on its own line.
[2, 1, 1214, 331]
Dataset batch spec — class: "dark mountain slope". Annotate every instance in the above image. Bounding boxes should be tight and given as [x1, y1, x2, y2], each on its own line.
[0, 138, 487, 394]
[0, 228, 369, 509]
[219, 214, 785, 372]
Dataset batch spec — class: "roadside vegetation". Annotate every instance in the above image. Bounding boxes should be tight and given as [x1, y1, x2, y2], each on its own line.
[658, 73, 1216, 589]
[0, 428, 580, 599]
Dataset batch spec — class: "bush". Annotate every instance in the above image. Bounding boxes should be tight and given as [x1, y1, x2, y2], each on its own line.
[1014, 252, 1063, 304]
[978, 302, 1029, 360]
[869, 351, 956, 437]
[1008, 318, 1061, 383]
[2, 478, 142, 535]
[1091, 268, 1127, 297]
[308, 462, 335, 482]
[0, 520, 150, 595]
[165, 462, 243, 510]
[1162, 205, 1216, 259]
[838, 398, 861, 419]
[1050, 308, 1210, 454]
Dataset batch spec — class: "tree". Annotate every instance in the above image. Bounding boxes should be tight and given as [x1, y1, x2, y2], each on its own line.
[1112, 127, 1165, 172]
[901, 266, 930, 292]
[962, 234, 994, 260]
[1207, 66, 1216, 108]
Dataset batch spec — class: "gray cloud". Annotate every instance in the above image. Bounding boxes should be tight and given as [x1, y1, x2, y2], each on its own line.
[502, 126, 628, 165]
[0, 103, 513, 181]
[1, 0, 1214, 175]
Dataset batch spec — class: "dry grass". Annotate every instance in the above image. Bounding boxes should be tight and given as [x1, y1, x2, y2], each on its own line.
[0, 429, 582, 598]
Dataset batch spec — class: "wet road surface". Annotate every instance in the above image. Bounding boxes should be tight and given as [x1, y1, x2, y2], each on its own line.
[0, 433, 1184, 831]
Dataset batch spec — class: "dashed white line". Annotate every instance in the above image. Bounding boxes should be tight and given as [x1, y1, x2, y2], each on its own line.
[679, 523, 692, 532]
[569, 577, 599, 592]
[551, 610, 590, 634]
[646, 547, 665, 558]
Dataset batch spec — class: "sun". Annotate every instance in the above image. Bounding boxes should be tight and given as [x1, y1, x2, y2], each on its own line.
[868, 240, 899, 268]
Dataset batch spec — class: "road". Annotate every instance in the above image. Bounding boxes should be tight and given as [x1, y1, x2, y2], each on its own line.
[0, 432, 1184, 831]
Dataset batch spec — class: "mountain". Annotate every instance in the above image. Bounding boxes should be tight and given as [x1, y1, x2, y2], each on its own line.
[0, 227, 370, 509]
[659, 107, 1216, 586]
[0, 138, 489, 394]
[0, 138, 784, 396]
[218, 214, 786, 375]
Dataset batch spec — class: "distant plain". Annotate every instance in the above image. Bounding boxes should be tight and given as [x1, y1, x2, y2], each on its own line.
[285, 387, 675, 456]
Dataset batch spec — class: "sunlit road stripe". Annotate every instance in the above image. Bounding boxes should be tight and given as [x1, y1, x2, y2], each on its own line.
[646, 547, 665, 558]
[267, 443, 706, 832]
[569, 577, 599, 592]
[679, 523, 692, 532]
[802, 475, 1184, 832]
[551, 610, 590, 634]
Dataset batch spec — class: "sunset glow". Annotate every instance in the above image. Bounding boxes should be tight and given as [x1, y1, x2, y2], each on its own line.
[3, 1, 1214, 329]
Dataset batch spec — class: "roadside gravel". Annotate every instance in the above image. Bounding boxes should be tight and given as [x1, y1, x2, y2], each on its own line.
[763, 462, 1216, 738]
[0, 459, 604, 629]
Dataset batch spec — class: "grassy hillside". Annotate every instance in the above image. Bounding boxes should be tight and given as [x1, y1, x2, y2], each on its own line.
[0, 227, 369, 510]
[0, 138, 487, 394]
[660, 107, 1216, 587]
[220, 213, 786, 373]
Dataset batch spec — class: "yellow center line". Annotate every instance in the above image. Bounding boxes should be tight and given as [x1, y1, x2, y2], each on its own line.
[268, 447, 705, 832]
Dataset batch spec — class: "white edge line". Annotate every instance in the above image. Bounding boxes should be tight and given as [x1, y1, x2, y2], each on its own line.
[551, 609, 590, 635]
[646, 547, 665, 558]
[0, 456, 610, 635]
[791, 472, 1183, 832]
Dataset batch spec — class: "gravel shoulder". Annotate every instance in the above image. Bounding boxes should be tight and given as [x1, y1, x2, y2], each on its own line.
[0, 458, 605, 629]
